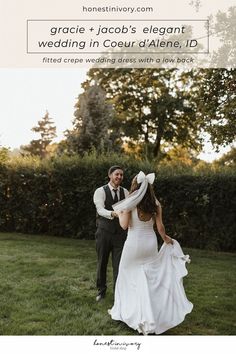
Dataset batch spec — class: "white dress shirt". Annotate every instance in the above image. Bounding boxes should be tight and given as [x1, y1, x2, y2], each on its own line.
[93, 182, 129, 220]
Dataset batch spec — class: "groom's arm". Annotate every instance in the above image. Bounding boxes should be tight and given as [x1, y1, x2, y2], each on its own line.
[93, 187, 114, 219]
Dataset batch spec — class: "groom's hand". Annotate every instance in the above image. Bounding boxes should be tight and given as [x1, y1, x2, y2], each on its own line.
[111, 211, 118, 218]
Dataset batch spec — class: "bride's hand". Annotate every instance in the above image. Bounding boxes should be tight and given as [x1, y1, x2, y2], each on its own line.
[112, 210, 123, 218]
[164, 235, 173, 245]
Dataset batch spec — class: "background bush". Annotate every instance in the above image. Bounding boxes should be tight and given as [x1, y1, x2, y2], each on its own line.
[0, 153, 235, 252]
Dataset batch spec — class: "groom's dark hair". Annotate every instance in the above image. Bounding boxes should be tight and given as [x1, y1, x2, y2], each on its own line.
[108, 165, 123, 175]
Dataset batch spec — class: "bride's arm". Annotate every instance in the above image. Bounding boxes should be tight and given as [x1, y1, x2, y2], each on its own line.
[155, 205, 173, 244]
[117, 211, 131, 230]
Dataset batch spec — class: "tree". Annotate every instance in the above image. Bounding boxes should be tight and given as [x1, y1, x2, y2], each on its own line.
[159, 145, 200, 167]
[189, 0, 202, 12]
[0, 146, 9, 163]
[213, 147, 236, 167]
[82, 68, 236, 159]
[209, 6, 236, 68]
[82, 68, 205, 158]
[196, 68, 236, 150]
[21, 111, 57, 159]
[65, 84, 119, 155]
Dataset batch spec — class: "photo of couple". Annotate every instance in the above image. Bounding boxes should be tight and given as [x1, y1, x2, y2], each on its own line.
[94, 165, 193, 335]
[0, 0, 236, 353]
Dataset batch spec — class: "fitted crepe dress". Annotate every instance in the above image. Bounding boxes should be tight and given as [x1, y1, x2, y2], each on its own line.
[109, 207, 193, 335]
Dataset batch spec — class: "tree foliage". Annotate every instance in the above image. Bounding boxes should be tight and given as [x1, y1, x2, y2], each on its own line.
[158, 145, 200, 168]
[82, 68, 235, 158]
[82, 69, 207, 158]
[0, 146, 9, 163]
[210, 6, 236, 68]
[213, 147, 236, 167]
[196, 68, 236, 149]
[21, 111, 57, 159]
[64, 84, 120, 155]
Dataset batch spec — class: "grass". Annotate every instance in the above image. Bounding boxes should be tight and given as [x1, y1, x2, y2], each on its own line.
[0, 232, 235, 335]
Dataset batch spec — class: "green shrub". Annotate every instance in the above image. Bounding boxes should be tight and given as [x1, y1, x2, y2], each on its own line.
[0, 153, 235, 252]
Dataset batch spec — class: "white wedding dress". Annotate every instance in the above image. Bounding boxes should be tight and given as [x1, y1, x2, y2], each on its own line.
[109, 207, 193, 335]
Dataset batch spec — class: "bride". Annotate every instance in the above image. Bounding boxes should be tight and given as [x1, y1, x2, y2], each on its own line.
[108, 171, 193, 335]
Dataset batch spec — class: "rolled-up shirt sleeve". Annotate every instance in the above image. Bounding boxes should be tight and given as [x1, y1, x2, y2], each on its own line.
[93, 187, 113, 219]
[124, 189, 129, 198]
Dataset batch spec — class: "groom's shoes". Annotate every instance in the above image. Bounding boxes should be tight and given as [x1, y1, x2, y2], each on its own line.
[96, 293, 106, 302]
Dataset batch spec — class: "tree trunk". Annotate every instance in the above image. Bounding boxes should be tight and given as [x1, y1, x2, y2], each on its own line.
[153, 116, 165, 157]
[153, 137, 161, 157]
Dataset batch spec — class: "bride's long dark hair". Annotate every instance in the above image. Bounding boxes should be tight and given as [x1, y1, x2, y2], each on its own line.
[129, 176, 158, 215]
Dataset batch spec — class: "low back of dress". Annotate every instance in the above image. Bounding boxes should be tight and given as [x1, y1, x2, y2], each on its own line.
[123, 208, 158, 264]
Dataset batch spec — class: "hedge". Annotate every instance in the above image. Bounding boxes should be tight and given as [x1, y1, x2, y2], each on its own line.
[0, 156, 235, 252]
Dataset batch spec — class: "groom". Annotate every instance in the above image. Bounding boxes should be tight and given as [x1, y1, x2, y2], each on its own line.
[93, 165, 129, 302]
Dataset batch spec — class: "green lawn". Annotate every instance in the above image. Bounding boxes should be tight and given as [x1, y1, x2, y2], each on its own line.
[0, 232, 235, 335]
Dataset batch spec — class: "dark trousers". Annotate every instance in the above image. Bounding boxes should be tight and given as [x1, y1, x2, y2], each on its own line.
[95, 227, 126, 296]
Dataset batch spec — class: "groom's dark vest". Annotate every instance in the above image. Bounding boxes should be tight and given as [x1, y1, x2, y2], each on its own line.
[96, 184, 127, 235]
